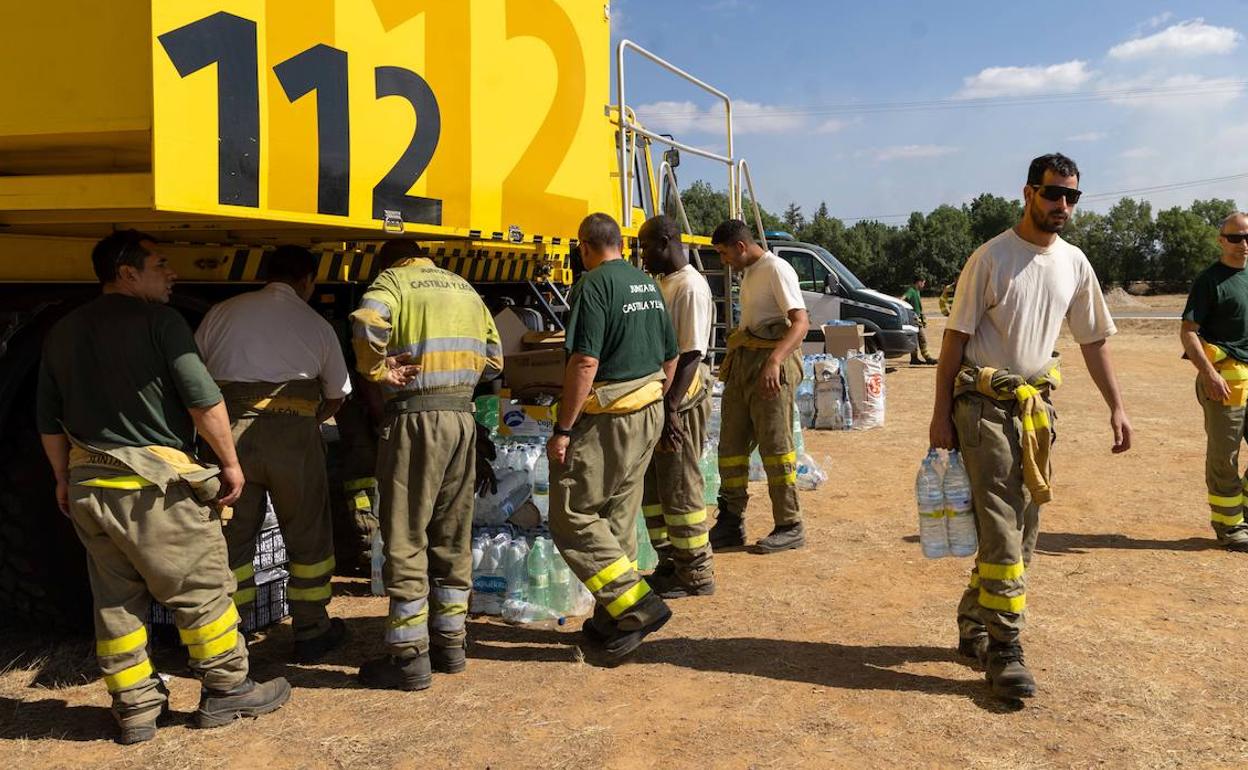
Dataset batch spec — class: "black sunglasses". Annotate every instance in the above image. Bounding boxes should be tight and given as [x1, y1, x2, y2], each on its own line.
[1030, 185, 1082, 205]
[1222, 233, 1248, 243]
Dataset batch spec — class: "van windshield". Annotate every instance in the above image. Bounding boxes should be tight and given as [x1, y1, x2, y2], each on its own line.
[811, 246, 865, 290]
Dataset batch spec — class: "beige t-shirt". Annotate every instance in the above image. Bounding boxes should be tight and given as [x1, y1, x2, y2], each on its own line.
[657, 264, 715, 356]
[738, 250, 805, 332]
[948, 229, 1116, 380]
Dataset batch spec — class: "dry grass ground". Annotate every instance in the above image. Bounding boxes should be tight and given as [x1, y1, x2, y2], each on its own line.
[3, 296, 1246, 769]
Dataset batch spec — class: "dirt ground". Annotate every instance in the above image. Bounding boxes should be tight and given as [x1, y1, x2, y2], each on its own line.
[5, 296, 1247, 769]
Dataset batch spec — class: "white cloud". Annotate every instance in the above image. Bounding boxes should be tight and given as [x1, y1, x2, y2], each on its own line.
[1145, 12, 1174, 30]
[955, 60, 1093, 99]
[1109, 19, 1241, 59]
[634, 100, 817, 135]
[1067, 131, 1108, 142]
[1119, 146, 1159, 159]
[864, 145, 960, 162]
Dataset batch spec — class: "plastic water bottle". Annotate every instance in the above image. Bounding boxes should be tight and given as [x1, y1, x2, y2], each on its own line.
[796, 379, 815, 429]
[504, 538, 530, 602]
[700, 447, 720, 505]
[944, 451, 978, 557]
[636, 511, 659, 570]
[370, 529, 385, 596]
[527, 537, 552, 608]
[501, 598, 565, 624]
[842, 398, 853, 430]
[549, 547, 574, 614]
[533, 452, 550, 518]
[471, 533, 509, 613]
[707, 396, 722, 445]
[795, 452, 827, 491]
[792, 411, 806, 455]
[915, 449, 950, 558]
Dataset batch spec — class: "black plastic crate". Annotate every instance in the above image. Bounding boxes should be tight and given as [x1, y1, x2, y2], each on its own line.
[255, 525, 287, 570]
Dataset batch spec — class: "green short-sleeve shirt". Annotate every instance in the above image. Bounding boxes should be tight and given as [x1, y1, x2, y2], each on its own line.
[1183, 261, 1248, 364]
[37, 294, 222, 450]
[565, 259, 678, 382]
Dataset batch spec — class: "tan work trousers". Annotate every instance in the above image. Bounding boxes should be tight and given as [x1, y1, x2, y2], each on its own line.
[376, 410, 476, 657]
[69, 472, 248, 727]
[549, 402, 666, 630]
[953, 391, 1056, 643]
[642, 393, 714, 585]
[1197, 381, 1248, 543]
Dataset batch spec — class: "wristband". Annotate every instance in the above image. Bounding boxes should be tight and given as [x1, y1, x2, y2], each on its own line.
[553, 425, 574, 437]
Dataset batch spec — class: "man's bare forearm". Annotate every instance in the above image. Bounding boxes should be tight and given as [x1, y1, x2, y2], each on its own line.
[769, 309, 810, 365]
[1180, 322, 1218, 378]
[40, 433, 70, 483]
[932, 329, 969, 418]
[189, 400, 241, 468]
[1079, 340, 1126, 413]
[665, 351, 700, 410]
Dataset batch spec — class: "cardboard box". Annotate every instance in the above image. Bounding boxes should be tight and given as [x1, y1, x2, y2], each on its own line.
[823, 323, 866, 357]
[521, 330, 565, 351]
[494, 307, 530, 356]
[503, 348, 565, 397]
[498, 399, 559, 437]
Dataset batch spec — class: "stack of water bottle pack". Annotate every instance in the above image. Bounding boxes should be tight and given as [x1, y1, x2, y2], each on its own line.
[914, 449, 978, 558]
[469, 532, 594, 622]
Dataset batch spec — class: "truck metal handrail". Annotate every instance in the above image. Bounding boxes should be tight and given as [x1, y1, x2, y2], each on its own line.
[615, 39, 735, 229]
[657, 160, 703, 271]
[735, 159, 769, 252]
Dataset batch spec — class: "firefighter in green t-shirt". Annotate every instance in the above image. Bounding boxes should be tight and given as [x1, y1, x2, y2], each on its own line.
[902, 277, 938, 365]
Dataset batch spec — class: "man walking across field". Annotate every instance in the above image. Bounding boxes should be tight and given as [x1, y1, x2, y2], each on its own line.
[1180, 212, 1248, 552]
[902, 276, 938, 365]
[930, 153, 1132, 700]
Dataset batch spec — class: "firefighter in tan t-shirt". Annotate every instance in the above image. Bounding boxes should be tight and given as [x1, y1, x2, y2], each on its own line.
[929, 153, 1133, 702]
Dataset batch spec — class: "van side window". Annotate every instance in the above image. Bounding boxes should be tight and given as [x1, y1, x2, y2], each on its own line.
[779, 250, 830, 292]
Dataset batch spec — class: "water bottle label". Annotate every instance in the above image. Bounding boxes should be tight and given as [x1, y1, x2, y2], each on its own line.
[530, 575, 549, 588]
[472, 575, 507, 593]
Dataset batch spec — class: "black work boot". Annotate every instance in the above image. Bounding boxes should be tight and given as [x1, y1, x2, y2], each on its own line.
[709, 513, 746, 550]
[581, 604, 616, 646]
[985, 640, 1036, 700]
[116, 679, 172, 745]
[649, 571, 716, 599]
[430, 645, 467, 674]
[957, 635, 989, 667]
[293, 617, 348, 664]
[358, 653, 433, 691]
[195, 677, 291, 728]
[752, 522, 805, 553]
[602, 593, 673, 661]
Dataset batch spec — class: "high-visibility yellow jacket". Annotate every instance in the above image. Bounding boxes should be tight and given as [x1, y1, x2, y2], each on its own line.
[349, 258, 503, 399]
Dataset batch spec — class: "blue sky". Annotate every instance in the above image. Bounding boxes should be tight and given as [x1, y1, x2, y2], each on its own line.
[610, 0, 1248, 225]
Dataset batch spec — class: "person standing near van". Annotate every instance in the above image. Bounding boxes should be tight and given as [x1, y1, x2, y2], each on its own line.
[930, 153, 1131, 701]
[708, 220, 810, 554]
[903, 276, 938, 365]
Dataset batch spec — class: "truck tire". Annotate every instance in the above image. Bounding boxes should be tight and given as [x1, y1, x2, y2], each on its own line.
[0, 298, 92, 633]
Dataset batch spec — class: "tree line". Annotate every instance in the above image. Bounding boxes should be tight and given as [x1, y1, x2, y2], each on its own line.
[678, 179, 1237, 294]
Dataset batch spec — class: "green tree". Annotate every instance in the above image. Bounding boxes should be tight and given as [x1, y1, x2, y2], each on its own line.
[1155, 206, 1220, 283]
[1190, 198, 1238, 229]
[1062, 209, 1110, 279]
[679, 180, 730, 236]
[782, 203, 805, 232]
[1101, 197, 1156, 284]
[920, 204, 974, 285]
[966, 193, 1022, 246]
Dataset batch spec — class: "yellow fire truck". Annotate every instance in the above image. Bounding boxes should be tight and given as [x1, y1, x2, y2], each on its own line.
[0, 0, 768, 627]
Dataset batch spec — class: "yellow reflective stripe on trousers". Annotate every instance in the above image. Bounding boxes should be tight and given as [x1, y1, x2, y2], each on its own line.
[647, 527, 668, 540]
[96, 626, 147, 657]
[232, 563, 255, 583]
[1208, 492, 1244, 508]
[344, 476, 377, 491]
[585, 555, 631, 593]
[290, 555, 336, 579]
[768, 471, 797, 487]
[104, 659, 154, 693]
[977, 560, 1024, 581]
[288, 584, 333, 602]
[78, 475, 154, 490]
[978, 588, 1026, 613]
[233, 587, 257, 606]
[670, 532, 710, 550]
[641, 504, 663, 516]
[179, 604, 240, 645]
[967, 573, 981, 589]
[664, 509, 707, 526]
[718, 455, 750, 467]
[606, 581, 652, 618]
[721, 476, 748, 488]
[188, 629, 238, 660]
[762, 451, 796, 466]
[1211, 512, 1245, 526]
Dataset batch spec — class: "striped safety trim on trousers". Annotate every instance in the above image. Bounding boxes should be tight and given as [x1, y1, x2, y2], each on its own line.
[96, 626, 147, 657]
[978, 589, 1026, 613]
[233, 587, 257, 606]
[232, 563, 255, 583]
[179, 605, 240, 646]
[585, 555, 632, 593]
[670, 533, 710, 550]
[664, 509, 707, 526]
[104, 659, 154, 693]
[386, 597, 430, 644]
[290, 556, 336, 579]
[288, 584, 333, 602]
[430, 587, 470, 634]
[606, 581, 652, 618]
[977, 560, 1024, 581]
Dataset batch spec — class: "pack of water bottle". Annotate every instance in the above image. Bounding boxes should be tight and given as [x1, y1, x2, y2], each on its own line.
[914, 449, 977, 559]
[473, 439, 550, 526]
[470, 531, 593, 622]
[797, 354, 853, 431]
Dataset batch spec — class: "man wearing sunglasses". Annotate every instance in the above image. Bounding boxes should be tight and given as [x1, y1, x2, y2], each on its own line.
[930, 153, 1131, 701]
[1180, 212, 1248, 553]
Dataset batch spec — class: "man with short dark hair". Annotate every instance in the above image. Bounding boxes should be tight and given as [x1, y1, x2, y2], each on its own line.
[351, 238, 503, 690]
[195, 244, 353, 662]
[548, 213, 679, 660]
[38, 231, 289, 744]
[708, 219, 810, 554]
[903, 276, 938, 365]
[638, 215, 716, 597]
[931, 153, 1131, 701]
[1180, 211, 1248, 552]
